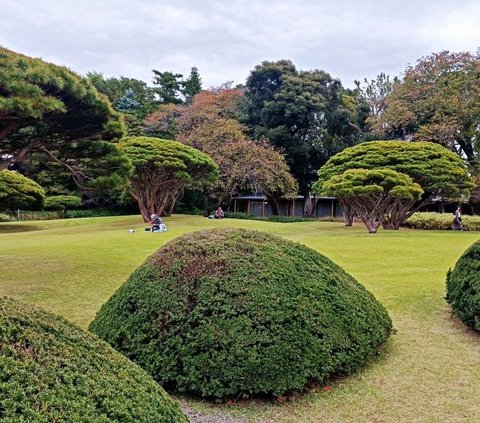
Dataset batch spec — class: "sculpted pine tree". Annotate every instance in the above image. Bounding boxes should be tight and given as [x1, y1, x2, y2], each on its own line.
[315, 141, 473, 229]
[0, 48, 129, 198]
[321, 168, 422, 233]
[119, 136, 218, 220]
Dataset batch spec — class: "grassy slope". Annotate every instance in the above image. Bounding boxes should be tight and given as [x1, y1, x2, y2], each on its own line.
[1, 215, 479, 422]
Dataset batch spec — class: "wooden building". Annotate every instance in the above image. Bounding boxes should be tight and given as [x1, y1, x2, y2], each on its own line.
[231, 196, 342, 218]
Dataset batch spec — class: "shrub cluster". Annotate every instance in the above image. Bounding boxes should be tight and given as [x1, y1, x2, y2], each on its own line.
[225, 212, 319, 223]
[5, 210, 62, 221]
[446, 240, 480, 331]
[64, 209, 125, 219]
[44, 195, 82, 211]
[0, 297, 187, 423]
[404, 212, 480, 231]
[0, 213, 15, 222]
[90, 228, 392, 399]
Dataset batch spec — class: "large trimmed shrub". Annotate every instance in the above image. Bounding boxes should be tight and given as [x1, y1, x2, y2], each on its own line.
[0, 297, 187, 422]
[446, 240, 480, 330]
[90, 229, 392, 399]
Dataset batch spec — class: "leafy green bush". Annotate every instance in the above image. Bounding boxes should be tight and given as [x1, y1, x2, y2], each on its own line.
[262, 215, 316, 223]
[224, 211, 256, 219]
[405, 212, 480, 231]
[90, 228, 392, 399]
[0, 296, 187, 423]
[0, 213, 15, 222]
[446, 240, 480, 331]
[225, 212, 317, 223]
[0, 170, 45, 211]
[44, 195, 82, 210]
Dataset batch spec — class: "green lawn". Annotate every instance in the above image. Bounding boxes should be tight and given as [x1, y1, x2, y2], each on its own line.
[1, 215, 479, 422]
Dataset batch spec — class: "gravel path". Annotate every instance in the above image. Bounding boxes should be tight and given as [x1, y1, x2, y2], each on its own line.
[180, 402, 273, 423]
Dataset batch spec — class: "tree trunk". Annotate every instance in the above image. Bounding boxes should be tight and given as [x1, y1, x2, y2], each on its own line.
[363, 217, 380, 233]
[339, 200, 355, 226]
[303, 194, 317, 217]
[270, 198, 279, 216]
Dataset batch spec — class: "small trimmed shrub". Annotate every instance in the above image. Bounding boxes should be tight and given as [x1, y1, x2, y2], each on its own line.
[446, 240, 480, 331]
[405, 212, 480, 231]
[44, 195, 82, 211]
[224, 211, 256, 220]
[0, 297, 187, 422]
[90, 228, 392, 399]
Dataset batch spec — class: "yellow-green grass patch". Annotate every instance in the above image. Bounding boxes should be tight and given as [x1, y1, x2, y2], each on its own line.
[1, 215, 479, 422]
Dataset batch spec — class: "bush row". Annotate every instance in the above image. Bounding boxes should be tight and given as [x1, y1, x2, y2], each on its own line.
[225, 212, 334, 223]
[404, 212, 480, 231]
[0, 209, 127, 222]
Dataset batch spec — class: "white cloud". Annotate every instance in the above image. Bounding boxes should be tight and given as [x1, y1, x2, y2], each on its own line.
[0, 0, 479, 88]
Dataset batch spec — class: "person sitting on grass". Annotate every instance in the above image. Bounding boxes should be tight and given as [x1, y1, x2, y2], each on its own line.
[214, 207, 225, 219]
[149, 213, 162, 231]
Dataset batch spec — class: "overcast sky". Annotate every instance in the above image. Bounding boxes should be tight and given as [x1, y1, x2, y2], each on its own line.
[1, 0, 479, 88]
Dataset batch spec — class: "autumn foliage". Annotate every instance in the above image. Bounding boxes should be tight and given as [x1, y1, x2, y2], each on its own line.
[144, 87, 297, 212]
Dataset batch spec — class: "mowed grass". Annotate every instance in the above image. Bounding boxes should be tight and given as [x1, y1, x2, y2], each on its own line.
[1, 215, 480, 422]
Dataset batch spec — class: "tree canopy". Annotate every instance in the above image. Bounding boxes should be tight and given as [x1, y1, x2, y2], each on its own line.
[376, 51, 480, 170]
[151, 67, 202, 105]
[315, 140, 473, 228]
[0, 170, 45, 210]
[0, 48, 129, 203]
[119, 136, 218, 220]
[144, 87, 297, 213]
[0, 48, 125, 169]
[243, 60, 369, 212]
[86, 72, 157, 118]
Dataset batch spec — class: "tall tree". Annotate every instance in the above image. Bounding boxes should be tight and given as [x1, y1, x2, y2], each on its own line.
[0, 48, 128, 199]
[151, 70, 185, 105]
[86, 72, 157, 118]
[315, 140, 473, 229]
[144, 87, 297, 214]
[151, 67, 203, 105]
[183, 67, 202, 103]
[377, 51, 480, 170]
[119, 136, 218, 220]
[244, 60, 367, 214]
[355, 73, 397, 119]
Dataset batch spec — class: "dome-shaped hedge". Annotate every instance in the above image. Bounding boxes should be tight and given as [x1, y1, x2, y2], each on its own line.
[0, 297, 187, 422]
[90, 229, 392, 399]
[446, 240, 480, 330]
